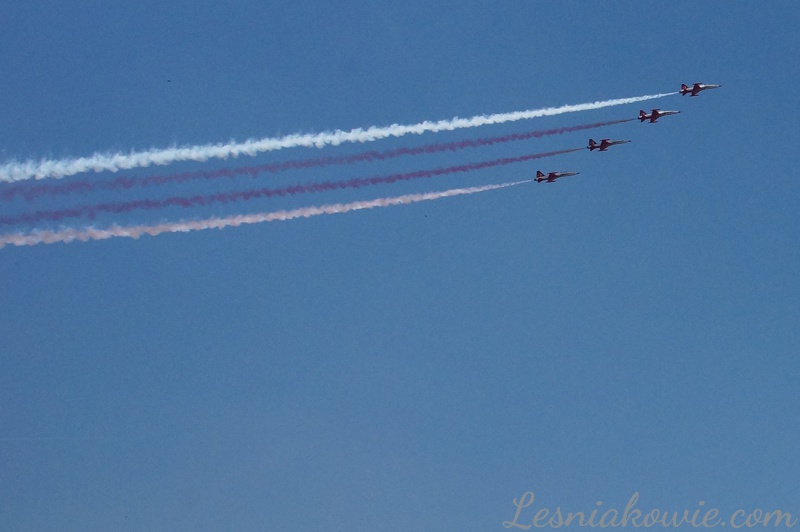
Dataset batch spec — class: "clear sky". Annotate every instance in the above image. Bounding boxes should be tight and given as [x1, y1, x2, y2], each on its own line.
[1, 1, 799, 530]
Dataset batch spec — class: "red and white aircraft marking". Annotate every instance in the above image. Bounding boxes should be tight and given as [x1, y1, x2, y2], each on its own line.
[639, 109, 680, 123]
[588, 138, 631, 151]
[680, 83, 721, 97]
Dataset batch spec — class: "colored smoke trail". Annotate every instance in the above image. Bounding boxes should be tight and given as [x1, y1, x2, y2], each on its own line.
[1, 149, 580, 227]
[1, 120, 631, 202]
[0, 180, 531, 248]
[0, 92, 675, 182]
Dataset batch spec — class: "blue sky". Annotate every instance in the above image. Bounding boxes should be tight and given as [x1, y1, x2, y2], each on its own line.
[1, 1, 799, 530]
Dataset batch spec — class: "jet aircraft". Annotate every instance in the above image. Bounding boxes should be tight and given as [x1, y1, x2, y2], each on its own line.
[588, 138, 631, 151]
[680, 83, 721, 97]
[639, 109, 680, 123]
[535, 170, 580, 183]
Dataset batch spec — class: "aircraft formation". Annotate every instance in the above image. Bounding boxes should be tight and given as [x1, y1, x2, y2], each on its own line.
[0, 82, 721, 248]
[535, 81, 720, 184]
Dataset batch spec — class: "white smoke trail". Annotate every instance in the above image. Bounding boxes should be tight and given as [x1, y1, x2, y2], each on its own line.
[0, 180, 531, 248]
[0, 92, 676, 183]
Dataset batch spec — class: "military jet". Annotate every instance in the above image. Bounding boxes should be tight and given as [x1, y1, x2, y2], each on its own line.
[535, 170, 580, 183]
[639, 109, 680, 123]
[588, 138, 631, 152]
[680, 83, 721, 97]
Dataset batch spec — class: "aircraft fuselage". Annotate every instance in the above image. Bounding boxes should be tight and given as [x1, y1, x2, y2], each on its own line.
[588, 139, 630, 151]
[681, 83, 721, 97]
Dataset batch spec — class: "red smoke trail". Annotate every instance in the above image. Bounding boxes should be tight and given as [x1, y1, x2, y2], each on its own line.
[0, 180, 531, 248]
[0, 120, 630, 202]
[0, 148, 580, 227]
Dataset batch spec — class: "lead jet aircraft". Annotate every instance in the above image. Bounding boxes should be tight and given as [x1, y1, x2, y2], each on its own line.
[680, 83, 721, 97]
[588, 138, 631, 151]
[639, 109, 680, 123]
[535, 170, 580, 183]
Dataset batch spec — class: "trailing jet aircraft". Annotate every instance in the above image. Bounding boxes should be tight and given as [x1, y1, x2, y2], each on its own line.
[639, 109, 680, 123]
[680, 83, 721, 97]
[588, 138, 630, 151]
[535, 170, 579, 183]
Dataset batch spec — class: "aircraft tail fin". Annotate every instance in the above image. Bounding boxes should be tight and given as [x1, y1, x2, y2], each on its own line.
[639, 110, 647, 122]
[588, 139, 597, 150]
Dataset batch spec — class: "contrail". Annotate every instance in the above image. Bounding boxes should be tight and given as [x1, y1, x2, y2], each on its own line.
[0, 92, 675, 182]
[0, 149, 578, 226]
[0, 180, 531, 248]
[1, 120, 631, 202]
